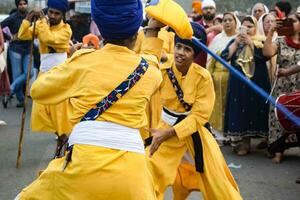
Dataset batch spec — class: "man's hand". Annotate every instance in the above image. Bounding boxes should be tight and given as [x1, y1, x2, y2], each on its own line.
[144, 18, 165, 37]
[147, 127, 176, 157]
[26, 9, 44, 22]
[69, 42, 83, 57]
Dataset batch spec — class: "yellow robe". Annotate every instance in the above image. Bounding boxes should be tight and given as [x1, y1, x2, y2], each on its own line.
[18, 19, 72, 135]
[207, 53, 230, 132]
[146, 58, 243, 200]
[134, 27, 175, 140]
[17, 38, 164, 200]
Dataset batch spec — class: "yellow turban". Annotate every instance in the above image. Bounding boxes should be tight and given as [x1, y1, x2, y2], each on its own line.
[145, 0, 193, 39]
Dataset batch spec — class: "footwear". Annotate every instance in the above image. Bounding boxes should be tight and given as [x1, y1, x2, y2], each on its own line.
[16, 102, 24, 108]
[2, 98, 8, 108]
[0, 120, 7, 126]
[296, 177, 300, 184]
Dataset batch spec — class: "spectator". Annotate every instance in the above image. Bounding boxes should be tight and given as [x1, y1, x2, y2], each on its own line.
[189, 0, 202, 22]
[257, 13, 277, 82]
[0, 27, 8, 125]
[208, 12, 240, 135]
[194, 0, 221, 67]
[1, 0, 31, 107]
[222, 16, 271, 156]
[68, 13, 90, 43]
[82, 33, 100, 49]
[251, 2, 269, 21]
[263, 11, 300, 164]
[275, 1, 292, 18]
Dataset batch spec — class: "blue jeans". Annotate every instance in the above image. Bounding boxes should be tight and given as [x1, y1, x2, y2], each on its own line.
[9, 49, 32, 103]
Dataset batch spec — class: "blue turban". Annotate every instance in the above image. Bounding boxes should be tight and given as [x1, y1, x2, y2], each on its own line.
[175, 22, 207, 57]
[91, 0, 143, 40]
[47, 0, 69, 13]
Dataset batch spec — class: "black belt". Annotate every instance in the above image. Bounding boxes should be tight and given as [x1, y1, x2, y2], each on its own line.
[145, 107, 212, 173]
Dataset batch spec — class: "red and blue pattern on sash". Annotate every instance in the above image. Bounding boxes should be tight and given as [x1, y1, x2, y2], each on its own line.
[81, 58, 149, 122]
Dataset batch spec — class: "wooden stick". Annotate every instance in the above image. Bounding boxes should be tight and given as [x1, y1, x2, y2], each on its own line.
[16, 18, 37, 168]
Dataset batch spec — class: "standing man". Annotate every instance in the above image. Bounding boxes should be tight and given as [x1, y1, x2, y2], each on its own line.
[251, 3, 269, 21]
[194, 0, 221, 67]
[146, 22, 242, 200]
[18, 0, 72, 156]
[14, 0, 165, 199]
[1, 0, 30, 107]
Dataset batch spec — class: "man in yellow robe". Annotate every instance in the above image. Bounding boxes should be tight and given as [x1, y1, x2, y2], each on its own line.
[14, 0, 167, 199]
[18, 0, 72, 156]
[146, 22, 243, 200]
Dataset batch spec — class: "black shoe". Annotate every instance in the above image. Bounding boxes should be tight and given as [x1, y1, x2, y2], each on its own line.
[16, 102, 24, 108]
[2, 97, 8, 108]
[296, 177, 300, 184]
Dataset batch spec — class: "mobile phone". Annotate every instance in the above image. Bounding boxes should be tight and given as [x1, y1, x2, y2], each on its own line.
[239, 26, 248, 34]
[277, 18, 294, 36]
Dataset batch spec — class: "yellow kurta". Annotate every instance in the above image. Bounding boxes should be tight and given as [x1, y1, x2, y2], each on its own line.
[134, 27, 175, 140]
[146, 57, 242, 200]
[207, 55, 230, 132]
[18, 19, 72, 135]
[17, 38, 164, 200]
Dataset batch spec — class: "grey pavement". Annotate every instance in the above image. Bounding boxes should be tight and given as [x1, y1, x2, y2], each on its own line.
[0, 99, 299, 200]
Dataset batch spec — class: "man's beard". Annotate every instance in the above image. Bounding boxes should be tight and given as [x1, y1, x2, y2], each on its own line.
[203, 13, 215, 21]
[49, 19, 61, 26]
[18, 8, 27, 15]
[192, 14, 202, 22]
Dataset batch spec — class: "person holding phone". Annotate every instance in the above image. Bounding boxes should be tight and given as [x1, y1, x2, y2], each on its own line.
[221, 16, 271, 156]
[263, 11, 300, 164]
[207, 12, 240, 136]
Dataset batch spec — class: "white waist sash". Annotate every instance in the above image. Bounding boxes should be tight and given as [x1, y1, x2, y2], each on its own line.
[40, 52, 67, 72]
[161, 107, 190, 126]
[68, 121, 145, 154]
[161, 107, 194, 164]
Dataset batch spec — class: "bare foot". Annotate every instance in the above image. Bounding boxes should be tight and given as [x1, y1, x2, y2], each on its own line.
[257, 140, 268, 149]
[237, 149, 250, 156]
[272, 153, 283, 164]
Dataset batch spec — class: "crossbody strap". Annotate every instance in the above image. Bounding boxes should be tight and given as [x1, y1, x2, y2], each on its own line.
[166, 68, 192, 111]
[81, 58, 149, 122]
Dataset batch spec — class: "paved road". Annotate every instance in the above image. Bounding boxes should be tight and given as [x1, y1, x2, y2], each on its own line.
[0, 100, 299, 200]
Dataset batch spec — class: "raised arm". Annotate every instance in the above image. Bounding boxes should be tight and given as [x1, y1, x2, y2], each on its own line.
[262, 25, 278, 57]
[36, 18, 72, 49]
